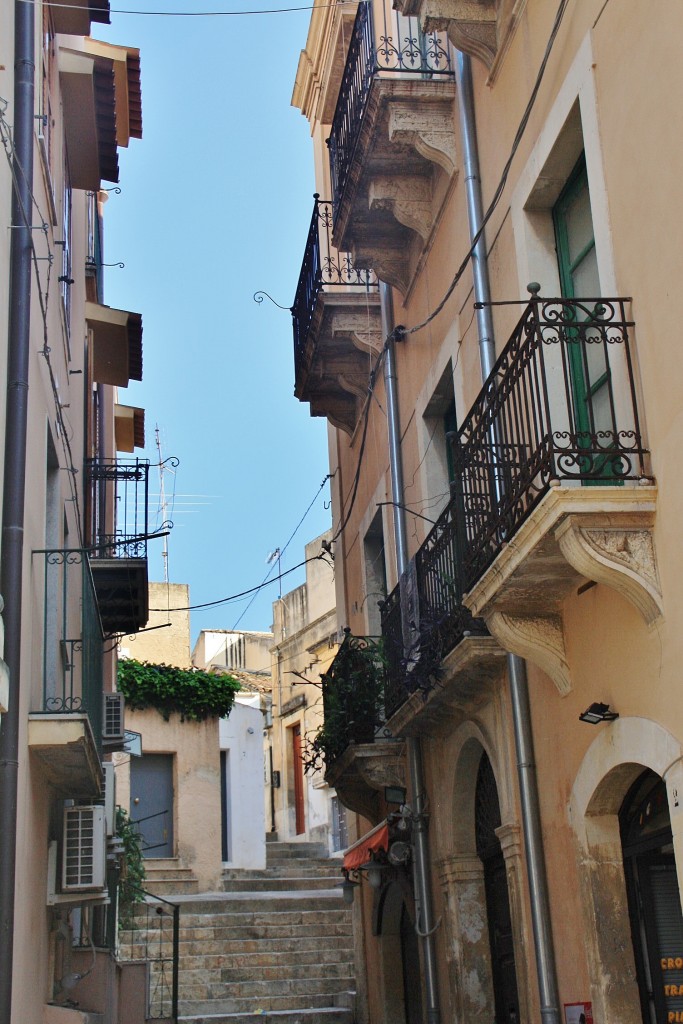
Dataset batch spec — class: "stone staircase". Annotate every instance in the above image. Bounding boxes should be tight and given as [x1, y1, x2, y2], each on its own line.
[142, 857, 200, 896]
[124, 837, 356, 1024]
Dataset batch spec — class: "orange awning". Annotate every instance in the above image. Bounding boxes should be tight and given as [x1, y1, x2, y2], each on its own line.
[343, 821, 389, 871]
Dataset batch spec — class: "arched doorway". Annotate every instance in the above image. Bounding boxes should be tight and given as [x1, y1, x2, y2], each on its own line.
[475, 750, 520, 1024]
[375, 879, 423, 1024]
[621, 769, 683, 1024]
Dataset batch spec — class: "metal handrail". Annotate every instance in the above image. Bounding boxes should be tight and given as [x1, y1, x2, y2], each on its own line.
[117, 885, 179, 1023]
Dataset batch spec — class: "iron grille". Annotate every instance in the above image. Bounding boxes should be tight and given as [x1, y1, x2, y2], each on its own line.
[36, 549, 104, 754]
[291, 195, 378, 380]
[452, 296, 649, 592]
[328, 0, 453, 220]
[87, 457, 150, 559]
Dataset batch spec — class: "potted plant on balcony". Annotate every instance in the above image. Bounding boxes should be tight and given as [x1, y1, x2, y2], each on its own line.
[304, 630, 386, 775]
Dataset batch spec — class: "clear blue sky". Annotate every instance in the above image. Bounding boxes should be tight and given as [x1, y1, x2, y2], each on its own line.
[98, 1, 332, 644]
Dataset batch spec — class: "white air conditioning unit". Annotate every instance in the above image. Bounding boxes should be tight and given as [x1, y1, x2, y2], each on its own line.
[103, 693, 125, 743]
[102, 762, 116, 837]
[62, 804, 107, 892]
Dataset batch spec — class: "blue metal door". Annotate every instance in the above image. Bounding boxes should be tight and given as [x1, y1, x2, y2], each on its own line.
[130, 753, 174, 858]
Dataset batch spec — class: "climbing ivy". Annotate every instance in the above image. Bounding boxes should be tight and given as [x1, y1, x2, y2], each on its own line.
[116, 805, 145, 929]
[303, 632, 386, 776]
[117, 658, 241, 721]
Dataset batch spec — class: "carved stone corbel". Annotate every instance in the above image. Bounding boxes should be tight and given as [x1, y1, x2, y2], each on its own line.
[555, 517, 663, 627]
[309, 392, 357, 436]
[353, 243, 412, 296]
[485, 610, 571, 696]
[388, 102, 457, 177]
[421, 0, 498, 69]
[328, 309, 382, 355]
[368, 175, 433, 242]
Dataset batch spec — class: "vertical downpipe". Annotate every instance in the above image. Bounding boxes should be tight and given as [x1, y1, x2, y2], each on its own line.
[0, 2, 35, 1022]
[381, 281, 441, 1024]
[456, 50, 560, 1024]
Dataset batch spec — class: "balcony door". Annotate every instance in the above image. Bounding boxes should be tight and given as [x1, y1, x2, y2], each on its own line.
[553, 156, 616, 477]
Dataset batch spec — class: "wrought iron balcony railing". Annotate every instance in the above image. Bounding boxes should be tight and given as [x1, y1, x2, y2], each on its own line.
[85, 190, 104, 303]
[453, 295, 648, 593]
[36, 549, 104, 754]
[292, 195, 378, 378]
[381, 504, 488, 719]
[87, 457, 150, 560]
[328, 0, 453, 221]
[315, 631, 386, 770]
[381, 296, 648, 717]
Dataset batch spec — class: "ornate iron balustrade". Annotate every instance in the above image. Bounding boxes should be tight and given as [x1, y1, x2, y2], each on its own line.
[36, 549, 104, 753]
[380, 585, 404, 717]
[453, 296, 649, 592]
[381, 503, 488, 719]
[87, 457, 150, 559]
[292, 195, 378, 377]
[328, 0, 453, 219]
[317, 631, 386, 768]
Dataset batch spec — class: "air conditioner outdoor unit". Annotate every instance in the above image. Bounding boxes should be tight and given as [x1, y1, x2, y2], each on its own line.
[103, 692, 125, 743]
[62, 804, 107, 892]
[102, 762, 116, 837]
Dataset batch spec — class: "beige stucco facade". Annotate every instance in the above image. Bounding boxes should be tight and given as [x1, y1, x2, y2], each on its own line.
[290, 1, 683, 1022]
[118, 583, 223, 892]
[0, 4, 151, 1021]
[269, 531, 342, 849]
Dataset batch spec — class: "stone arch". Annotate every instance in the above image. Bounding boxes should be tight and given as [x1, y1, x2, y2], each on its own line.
[374, 880, 421, 1024]
[569, 716, 683, 1024]
[436, 722, 531, 1024]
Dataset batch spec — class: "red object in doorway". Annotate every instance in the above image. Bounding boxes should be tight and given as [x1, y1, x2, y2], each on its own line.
[292, 725, 305, 834]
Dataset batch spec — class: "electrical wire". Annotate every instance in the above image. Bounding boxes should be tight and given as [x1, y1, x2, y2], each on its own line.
[0, 103, 85, 545]
[231, 472, 331, 629]
[21, 0, 363, 15]
[401, 0, 571, 340]
[331, 341, 387, 544]
[148, 553, 324, 612]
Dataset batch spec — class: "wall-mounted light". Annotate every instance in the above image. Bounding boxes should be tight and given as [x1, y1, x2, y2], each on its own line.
[579, 702, 619, 725]
[361, 858, 385, 890]
[341, 869, 360, 905]
[384, 785, 407, 806]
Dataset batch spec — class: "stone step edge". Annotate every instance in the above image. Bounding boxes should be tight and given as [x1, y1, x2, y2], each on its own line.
[179, 1009, 353, 1020]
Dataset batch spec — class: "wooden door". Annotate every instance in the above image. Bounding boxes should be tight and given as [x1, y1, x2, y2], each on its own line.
[292, 725, 305, 835]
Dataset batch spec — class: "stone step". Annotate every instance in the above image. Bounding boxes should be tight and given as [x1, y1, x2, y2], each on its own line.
[167, 837, 355, 1022]
[121, 935, 354, 961]
[140, 877, 200, 896]
[222, 863, 341, 880]
[222, 876, 340, 893]
[175, 892, 347, 914]
[173, 950, 354, 972]
[179, 1009, 353, 1024]
[178, 909, 348, 933]
[265, 842, 327, 860]
[180, 991, 353, 1015]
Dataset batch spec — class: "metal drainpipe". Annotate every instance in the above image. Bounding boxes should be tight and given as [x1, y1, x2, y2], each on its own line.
[456, 50, 560, 1024]
[381, 281, 441, 1024]
[0, 3, 35, 1022]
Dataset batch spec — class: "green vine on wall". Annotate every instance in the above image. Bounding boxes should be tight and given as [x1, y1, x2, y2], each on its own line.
[303, 632, 386, 776]
[117, 658, 241, 721]
[116, 805, 145, 929]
